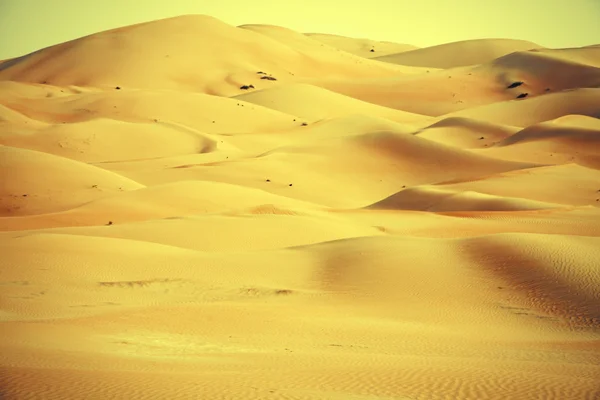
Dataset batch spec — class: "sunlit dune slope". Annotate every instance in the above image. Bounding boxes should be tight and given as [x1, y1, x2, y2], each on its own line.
[220, 114, 417, 154]
[301, 66, 504, 116]
[0, 103, 46, 127]
[0, 146, 144, 216]
[0, 209, 380, 251]
[528, 46, 600, 68]
[231, 82, 432, 123]
[436, 163, 600, 207]
[474, 117, 600, 167]
[552, 114, 600, 129]
[0, 118, 218, 163]
[415, 117, 519, 148]
[0, 82, 301, 133]
[0, 15, 409, 95]
[0, 180, 329, 231]
[442, 88, 600, 127]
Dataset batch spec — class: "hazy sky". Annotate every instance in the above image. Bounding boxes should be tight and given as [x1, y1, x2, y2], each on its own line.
[1, 0, 599, 59]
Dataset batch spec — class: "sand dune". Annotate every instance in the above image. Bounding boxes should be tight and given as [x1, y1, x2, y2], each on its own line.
[238, 24, 421, 75]
[0, 209, 379, 252]
[1, 14, 599, 400]
[0, 15, 410, 95]
[497, 122, 600, 148]
[0, 146, 144, 216]
[0, 103, 46, 127]
[232, 82, 432, 123]
[302, 46, 600, 118]
[341, 130, 537, 183]
[337, 205, 600, 238]
[0, 180, 328, 231]
[436, 163, 600, 207]
[366, 186, 565, 212]
[415, 117, 519, 148]
[374, 38, 542, 68]
[0, 118, 217, 163]
[300, 65, 504, 116]
[443, 88, 600, 127]
[0, 82, 300, 133]
[553, 113, 600, 129]
[304, 33, 418, 58]
[528, 46, 600, 68]
[221, 114, 417, 155]
[107, 128, 537, 209]
[475, 47, 600, 92]
[474, 119, 600, 168]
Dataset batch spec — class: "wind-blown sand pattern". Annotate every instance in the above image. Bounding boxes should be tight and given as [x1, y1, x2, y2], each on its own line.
[1, 14, 599, 400]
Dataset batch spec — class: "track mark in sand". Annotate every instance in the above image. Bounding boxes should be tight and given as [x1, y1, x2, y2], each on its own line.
[104, 331, 264, 359]
[170, 163, 205, 169]
[239, 287, 296, 297]
[373, 225, 387, 233]
[497, 304, 560, 322]
[69, 302, 121, 308]
[98, 278, 182, 288]
[327, 343, 369, 350]
[247, 204, 301, 216]
[0, 280, 30, 286]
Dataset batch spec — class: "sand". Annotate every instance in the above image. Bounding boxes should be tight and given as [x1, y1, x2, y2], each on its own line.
[1, 14, 599, 400]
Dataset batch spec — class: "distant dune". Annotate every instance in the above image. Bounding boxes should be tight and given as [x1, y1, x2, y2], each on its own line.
[304, 33, 419, 58]
[373, 38, 542, 68]
[444, 88, 600, 126]
[0, 15, 410, 94]
[1, 14, 599, 400]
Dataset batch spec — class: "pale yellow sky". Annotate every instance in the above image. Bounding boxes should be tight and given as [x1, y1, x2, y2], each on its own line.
[1, 0, 599, 59]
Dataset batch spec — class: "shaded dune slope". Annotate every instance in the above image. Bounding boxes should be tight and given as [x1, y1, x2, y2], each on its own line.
[366, 186, 565, 212]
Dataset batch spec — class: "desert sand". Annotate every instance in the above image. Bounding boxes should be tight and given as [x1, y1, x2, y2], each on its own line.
[1, 14, 599, 400]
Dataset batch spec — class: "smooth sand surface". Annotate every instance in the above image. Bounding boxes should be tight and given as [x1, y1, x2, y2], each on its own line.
[1, 14, 599, 400]
[372, 38, 543, 68]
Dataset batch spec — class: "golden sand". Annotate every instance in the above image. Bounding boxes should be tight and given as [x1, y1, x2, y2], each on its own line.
[1, 14, 599, 400]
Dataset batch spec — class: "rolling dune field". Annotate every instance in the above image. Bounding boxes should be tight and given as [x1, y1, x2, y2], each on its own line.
[1, 14, 599, 400]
